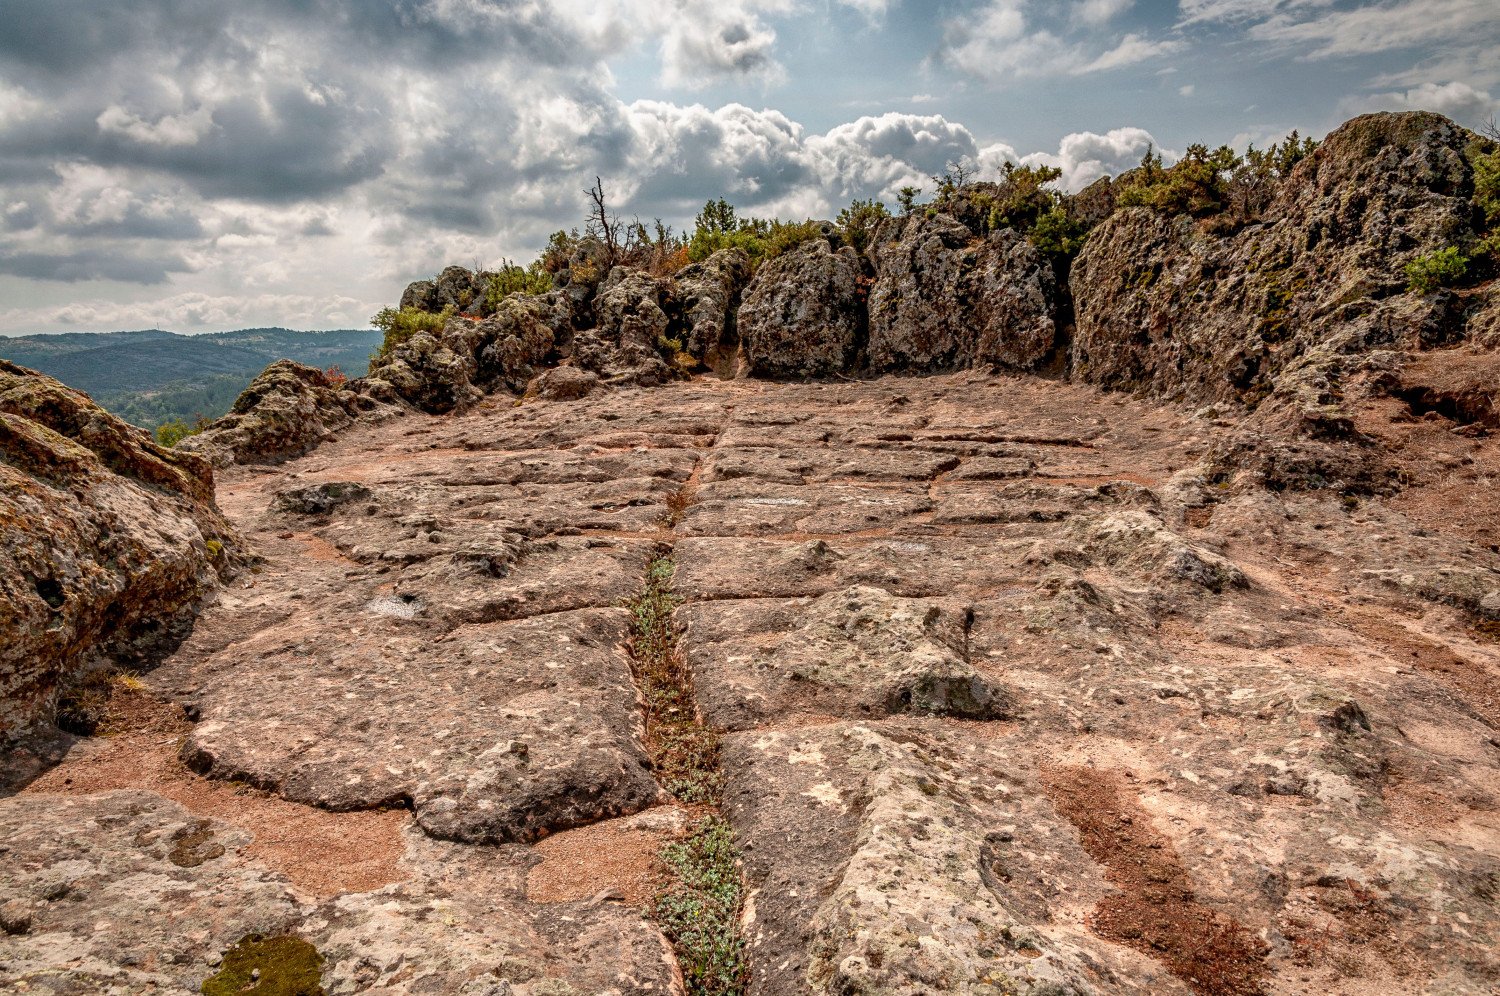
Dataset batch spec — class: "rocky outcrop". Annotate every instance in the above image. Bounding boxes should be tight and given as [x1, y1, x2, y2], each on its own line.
[363, 323, 482, 415]
[468, 291, 573, 391]
[0, 361, 235, 743]
[1071, 112, 1483, 407]
[675, 248, 752, 372]
[740, 239, 865, 377]
[867, 213, 1058, 372]
[573, 269, 678, 386]
[399, 264, 487, 314]
[366, 292, 576, 413]
[180, 360, 381, 467]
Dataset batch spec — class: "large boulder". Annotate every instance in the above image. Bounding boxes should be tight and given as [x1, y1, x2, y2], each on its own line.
[180, 360, 377, 466]
[867, 213, 1058, 372]
[1071, 112, 1484, 406]
[573, 268, 677, 387]
[740, 239, 865, 378]
[399, 264, 486, 314]
[675, 248, 752, 372]
[0, 362, 236, 744]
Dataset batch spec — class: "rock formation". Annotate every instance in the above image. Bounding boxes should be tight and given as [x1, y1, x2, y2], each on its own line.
[867, 214, 1057, 371]
[181, 360, 390, 467]
[0, 361, 236, 744]
[739, 238, 865, 377]
[4, 111, 1499, 996]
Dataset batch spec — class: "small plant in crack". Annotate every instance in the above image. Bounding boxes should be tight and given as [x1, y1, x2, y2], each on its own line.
[665, 484, 697, 528]
[653, 816, 749, 996]
[625, 552, 723, 805]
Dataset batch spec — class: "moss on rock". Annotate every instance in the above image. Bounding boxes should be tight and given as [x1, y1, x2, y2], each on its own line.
[201, 934, 325, 996]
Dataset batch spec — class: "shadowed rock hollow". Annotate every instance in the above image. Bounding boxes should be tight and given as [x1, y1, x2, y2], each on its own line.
[3, 112, 1499, 996]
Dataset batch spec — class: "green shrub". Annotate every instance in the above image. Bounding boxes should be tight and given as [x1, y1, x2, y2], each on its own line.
[1117, 132, 1317, 224]
[1471, 230, 1500, 263]
[985, 162, 1063, 232]
[896, 185, 923, 215]
[155, 418, 195, 447]
[1030, 206, 1089, 260]
[1474, 149, 1500, 228]
[836, 198, 890, 252]
[483, 260, 552, 313]
[369, 305, 454, 363]
[153, 414, 213, 448]
[1405, 247, 1469, 294]
[685, 201, 824, 268]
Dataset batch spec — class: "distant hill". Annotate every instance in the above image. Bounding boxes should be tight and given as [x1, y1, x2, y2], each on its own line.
[0, 328, 382, 431]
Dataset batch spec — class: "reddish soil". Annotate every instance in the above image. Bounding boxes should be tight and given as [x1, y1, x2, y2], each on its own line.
[1042, 765, 1270, 996]
[526, 812, 685, 907]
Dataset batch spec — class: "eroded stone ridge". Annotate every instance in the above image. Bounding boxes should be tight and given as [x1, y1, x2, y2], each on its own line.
[0, 360, 237, 744]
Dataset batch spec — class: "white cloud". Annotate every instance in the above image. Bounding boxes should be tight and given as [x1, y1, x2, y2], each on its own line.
[942, 0, 1178, 80]
[96, 105, 215, 147]
[1179, 83, 1196, 96]
[1340, 80, 1499, 126]
[14, 291, 377, 335]
[1247, 0, 1497, 58]
[1020, 126, 1168, 191]
[1176, 0, 1331, 26]
[838, 0, 894, 21]
[1076, 0, 1134, 26]
[1079, 33, 1184, 73]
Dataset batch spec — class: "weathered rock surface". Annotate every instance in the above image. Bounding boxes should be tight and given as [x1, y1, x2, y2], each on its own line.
[6, 369, 1500, 994]
[181, 360, 383, 467]
[1071, 112, 1487, 413]
[0, 362, 235, 744]
[399, 263, 487, 314]
[675, 248, 752, 372]
[740, 239, 865, 377]
[574, 269, 678, 386]
[683, 586, 1013, 729]
[0, 792, 683, 995]
[868, 214, 1057, 371]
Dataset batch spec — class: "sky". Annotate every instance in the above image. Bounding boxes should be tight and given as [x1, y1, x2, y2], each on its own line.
[0, 0, 1497, 335]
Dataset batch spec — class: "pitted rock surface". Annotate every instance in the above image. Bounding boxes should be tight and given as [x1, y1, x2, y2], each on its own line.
[6, 306, 1500, 989]
[0, 362, 237, 743]
[0, 792, 682, 995]
[867, 214, 1057, 372]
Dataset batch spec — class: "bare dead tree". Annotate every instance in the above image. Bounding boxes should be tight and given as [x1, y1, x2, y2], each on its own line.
[1482, 115, 1500, 142]
[585, 176, 622, 266]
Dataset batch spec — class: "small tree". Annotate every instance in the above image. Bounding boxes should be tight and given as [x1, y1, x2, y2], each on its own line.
[836, 198, 890, 252]
[896, 185, 922, 214]
[931, 157, 977, 199]
[695, 198, 738, 235]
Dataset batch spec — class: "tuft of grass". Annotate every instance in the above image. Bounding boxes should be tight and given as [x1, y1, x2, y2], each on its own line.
[664, 485, 696, 528]
[625, 554, 724, 804]
[55, 668, 118, 736]
[653, 816, 749, 996]
[54, 669, 151, 736]
[201, 934, 325, 996]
